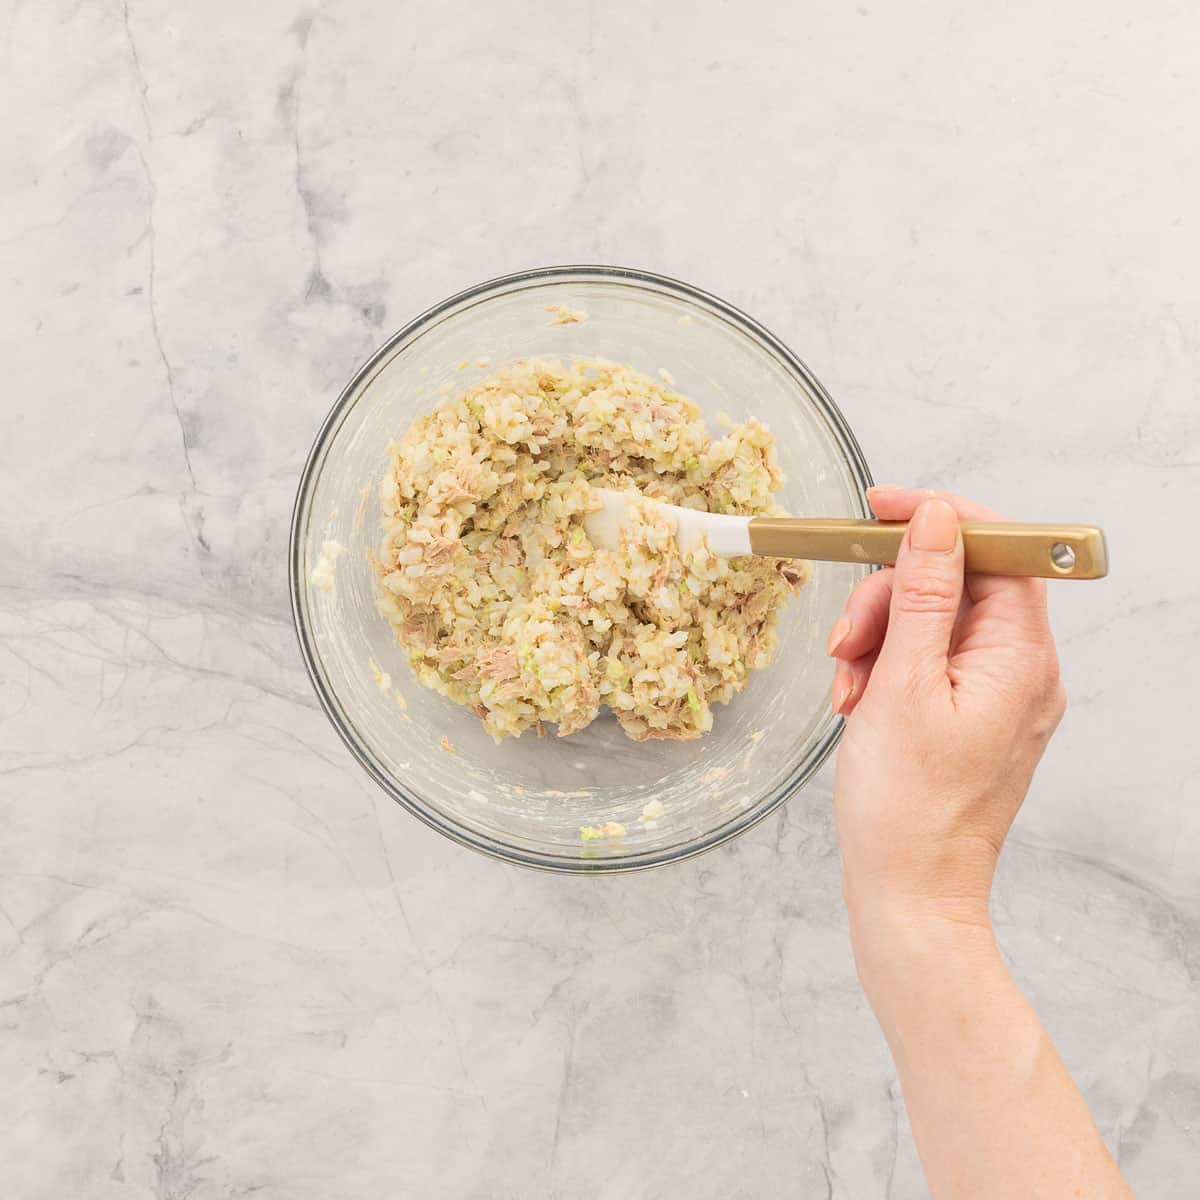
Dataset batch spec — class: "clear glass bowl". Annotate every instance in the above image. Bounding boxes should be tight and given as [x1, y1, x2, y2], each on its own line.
[289, 266, 873, 872]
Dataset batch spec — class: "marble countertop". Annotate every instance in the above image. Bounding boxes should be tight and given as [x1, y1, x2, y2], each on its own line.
[3, 1, 1197, 1195]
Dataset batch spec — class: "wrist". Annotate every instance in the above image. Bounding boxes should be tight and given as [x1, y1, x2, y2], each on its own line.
[845, 888, 999, 1023]
[840, 833, 999, 967]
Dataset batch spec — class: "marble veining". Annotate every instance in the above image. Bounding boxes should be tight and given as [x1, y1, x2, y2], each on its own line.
[1, 1, 1197, 1196]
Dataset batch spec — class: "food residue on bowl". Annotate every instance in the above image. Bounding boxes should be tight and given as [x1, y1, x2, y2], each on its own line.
[310, 539, 345, 592]
[369, 657, 391, 692]
[545, 304, 588, 326]
[580, 821, 627, 841]
[370, 357, 809, 743]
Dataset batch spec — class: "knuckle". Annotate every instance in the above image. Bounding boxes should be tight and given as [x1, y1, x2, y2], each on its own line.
[894, 565, 959, 614]
[852, 567, 884, 594]
[1029, 681, 1067, 739]
[1032, 638, 1063, 694]
[1024, 668, 1067, 736]
[1011, 627, 1060, 686]
[849, 567, 893, 610]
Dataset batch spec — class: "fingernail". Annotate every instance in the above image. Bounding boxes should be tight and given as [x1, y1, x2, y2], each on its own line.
[827, 614, 852, 656]
[831, 668, 854, 714]
[866, 485, 903, 495]
[908, 497, 958, 553]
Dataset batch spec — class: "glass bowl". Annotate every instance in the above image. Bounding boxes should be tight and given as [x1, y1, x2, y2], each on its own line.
[289, 266, 872, 872]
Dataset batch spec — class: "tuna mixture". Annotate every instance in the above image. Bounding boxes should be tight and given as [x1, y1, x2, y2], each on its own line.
[371, 357, 808, 742]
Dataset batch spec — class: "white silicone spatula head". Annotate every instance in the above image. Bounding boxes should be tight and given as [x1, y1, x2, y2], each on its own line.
[582, 488, 753, 557]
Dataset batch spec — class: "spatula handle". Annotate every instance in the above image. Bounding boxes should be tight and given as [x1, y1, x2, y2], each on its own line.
[747, 518, 1108, 579]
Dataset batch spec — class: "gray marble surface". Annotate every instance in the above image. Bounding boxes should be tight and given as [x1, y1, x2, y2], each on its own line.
[2, 1, 1198, 1195]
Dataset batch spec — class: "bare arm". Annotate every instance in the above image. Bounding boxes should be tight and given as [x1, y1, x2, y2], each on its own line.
[855, 909, 1129, 1198]
[830, 488, 1133, 1200]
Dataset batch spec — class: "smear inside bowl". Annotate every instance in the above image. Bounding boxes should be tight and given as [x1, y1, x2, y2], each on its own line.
[290, 267, 872, 871]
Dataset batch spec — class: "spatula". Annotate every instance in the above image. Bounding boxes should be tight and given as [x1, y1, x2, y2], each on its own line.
[582, 488, 1108, 579]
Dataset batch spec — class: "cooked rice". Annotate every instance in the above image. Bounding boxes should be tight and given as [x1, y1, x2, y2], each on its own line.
[372, 357, 809, 742]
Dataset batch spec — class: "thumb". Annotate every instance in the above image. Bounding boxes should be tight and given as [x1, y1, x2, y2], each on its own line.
[876, 497, 964, 687]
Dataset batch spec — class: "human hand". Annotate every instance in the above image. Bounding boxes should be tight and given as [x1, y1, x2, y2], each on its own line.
[827, 489, 1134, 1199]
[829, 487, 1067, 947]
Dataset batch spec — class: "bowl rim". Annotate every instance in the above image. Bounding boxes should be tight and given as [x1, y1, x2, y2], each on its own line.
[289, 264, 874, 874]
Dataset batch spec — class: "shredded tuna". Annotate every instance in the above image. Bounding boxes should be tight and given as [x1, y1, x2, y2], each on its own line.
[478, 647, 519, 681]
[371, 357, 808, 742]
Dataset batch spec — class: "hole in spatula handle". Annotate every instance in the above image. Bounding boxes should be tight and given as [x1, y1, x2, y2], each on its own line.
[1050, 542, 1077, 573]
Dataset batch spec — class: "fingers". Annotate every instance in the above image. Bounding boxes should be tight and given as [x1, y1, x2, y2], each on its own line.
[867, 485, 1003, 524]
[875, 497, 965, 688]
[826, 568, 894, 661]
[868, 485, 1050, 623]
[832, 649, 877, 717]
[831, 485, 1057, 710]
[831, 662, 853, 715]
[829, 592, 978, 718]
[828, 572, 892, 719]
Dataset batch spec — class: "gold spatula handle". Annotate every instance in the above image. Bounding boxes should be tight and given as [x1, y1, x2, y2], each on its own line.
[747, 518, 1108, 579]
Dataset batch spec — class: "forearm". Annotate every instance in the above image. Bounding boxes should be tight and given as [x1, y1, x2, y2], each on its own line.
[850, 903, 1132, 1200]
